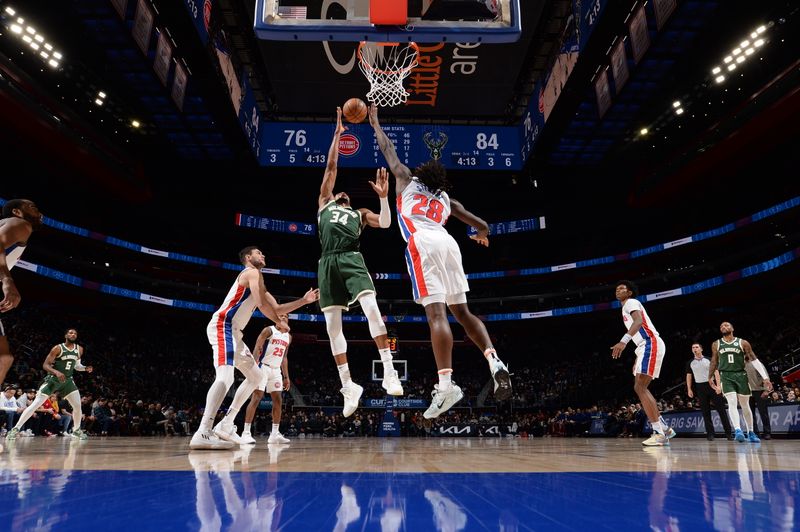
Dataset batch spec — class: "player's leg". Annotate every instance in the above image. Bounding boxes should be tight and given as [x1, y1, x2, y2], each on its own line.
[737, 387, 759, 442]
[267, 379, 289, 443]
[6, 386, 50, 440]
[242, 367, 267, 444]
[357, 292, 402, 395]
[63, 389, 87, 439]
[633, 339, 671, 446]
[324, 306, 363, 417]
[214, 346, 262, 444]
[448, 301, 512, 401]
[720, 373, 746, 442]
[191, 324, 236, 450]
[421, 299, 463, 419]
[0, 323, 14, 386]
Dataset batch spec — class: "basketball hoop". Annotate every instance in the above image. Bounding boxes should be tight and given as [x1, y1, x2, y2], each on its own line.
[358, 42, 419, 108]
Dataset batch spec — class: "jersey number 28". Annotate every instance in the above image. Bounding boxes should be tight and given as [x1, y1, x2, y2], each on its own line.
[411, 194, 444, 223]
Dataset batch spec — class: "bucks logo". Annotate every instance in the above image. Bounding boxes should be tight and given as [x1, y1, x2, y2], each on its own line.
[423, 131, 448, 161]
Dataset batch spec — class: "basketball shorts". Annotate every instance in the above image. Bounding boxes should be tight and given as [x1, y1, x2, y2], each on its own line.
[404, 230, 469, 306]
[318, 251, 376, 311]
[633, 336, 666, 379]
[259, 365, 284, 394]
[38, 376, 78, 397]
[206, 322, 256, 369]
[721, 371, 751, 395]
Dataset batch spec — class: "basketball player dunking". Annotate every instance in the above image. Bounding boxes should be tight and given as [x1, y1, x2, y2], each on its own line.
[241, 319, 292, 444]
[190, 247, 318, 450]
[317, 107, 403, 418]
[369, 104, 512, 419]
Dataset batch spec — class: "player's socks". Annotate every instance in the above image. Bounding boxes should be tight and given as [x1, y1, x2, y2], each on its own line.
[650, 420, 665, 435]
[271, 423, 280, 435]
[338, 363, 352, 386]
[379, 348, 394, 373]
[438, 369, 453, 391]
[243, 422, 252, 434]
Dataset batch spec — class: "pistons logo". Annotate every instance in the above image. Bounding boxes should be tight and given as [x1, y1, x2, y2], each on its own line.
[289, 223, 298, 232]
[339, 134, 360, 157]
[274, 382, 282, 389]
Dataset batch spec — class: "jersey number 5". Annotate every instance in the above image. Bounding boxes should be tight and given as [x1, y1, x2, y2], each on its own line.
[411, 194, 444, 223]
[65, 361, 73, 371]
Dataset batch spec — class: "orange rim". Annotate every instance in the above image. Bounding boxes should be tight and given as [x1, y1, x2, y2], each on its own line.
[358, 41, 419, 76]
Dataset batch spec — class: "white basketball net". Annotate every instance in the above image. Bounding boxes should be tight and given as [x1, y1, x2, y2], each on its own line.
[358, 42, 419, 107]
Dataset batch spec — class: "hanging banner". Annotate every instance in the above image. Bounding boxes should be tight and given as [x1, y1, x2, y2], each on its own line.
[610, 39, 629, 95]
[110, 0, 128, 19]
[132, 0, 155, 55]
[153, 30, 173, 86]
[628, 3, 650, 64]
[171, 60, 189, 111]
[594, 68, 611, 118]
[653, 0, 677, 30]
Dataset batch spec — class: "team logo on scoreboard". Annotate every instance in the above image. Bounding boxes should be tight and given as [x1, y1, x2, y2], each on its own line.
[423, 131, 448, 161]
[288, 223, 298, 232]
[338, 134, 360, 157]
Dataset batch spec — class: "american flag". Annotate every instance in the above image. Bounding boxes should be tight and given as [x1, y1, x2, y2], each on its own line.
[277, 6, 308, 19]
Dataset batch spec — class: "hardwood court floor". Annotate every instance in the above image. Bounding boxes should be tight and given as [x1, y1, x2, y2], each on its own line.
[1, 437, 798, 530]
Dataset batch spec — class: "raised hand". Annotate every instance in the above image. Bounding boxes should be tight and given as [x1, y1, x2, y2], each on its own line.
[304, 288, 320, 304]
[368, 103, 379, 128]
[469, 229, 489, 247]
[369, 168, 390, 198]
[335, 107, 347, 135]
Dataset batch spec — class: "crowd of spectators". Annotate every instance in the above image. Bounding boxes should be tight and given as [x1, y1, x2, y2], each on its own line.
[1, 300, 798, 439]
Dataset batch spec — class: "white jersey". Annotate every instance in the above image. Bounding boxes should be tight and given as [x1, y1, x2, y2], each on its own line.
[259, 327, 290, 368]
[208, 269, 258, 335]
[396, 178, 451, 242]
[621, 298, 660, 348]
[4, 244, 25, 270]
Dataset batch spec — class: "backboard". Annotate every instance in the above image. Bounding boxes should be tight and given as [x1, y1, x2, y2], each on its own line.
[254, 0, 522, 43]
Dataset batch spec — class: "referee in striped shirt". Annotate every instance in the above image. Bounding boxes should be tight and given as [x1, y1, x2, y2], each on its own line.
[686, 343, 733, 440]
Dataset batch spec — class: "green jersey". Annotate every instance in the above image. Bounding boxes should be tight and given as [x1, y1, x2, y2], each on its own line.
[53, 343, 80, 378]
[717, 337, 745, 372]
[318, 201, 362, 255]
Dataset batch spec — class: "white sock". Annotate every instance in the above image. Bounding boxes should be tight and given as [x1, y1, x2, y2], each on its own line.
[272, 423, 280, 435]
[243, 422, 252, 434]
[338, 363, 352, 386]
[650, 420, 664, 435]
[725, 393, 741, 430]
[200, 380, 230, 431]
[438, 369, 452, 391]
[738, 395, 753, 433]
[379, 348, 394, 374]
[484, 348, 500, 368]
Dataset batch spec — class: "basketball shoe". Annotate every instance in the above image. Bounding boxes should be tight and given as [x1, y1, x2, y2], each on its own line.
[641, 433, 669, 446]
[213, 420, 244, 445]
[382, 370, 404, 396]
[239, 430, 256, 445]
[341, 381, 363, 417]
[267, 432, 290, 444]
[488, 357, 512, 401]
[423, 384, 463, 419]
[190, 429, 235, 450]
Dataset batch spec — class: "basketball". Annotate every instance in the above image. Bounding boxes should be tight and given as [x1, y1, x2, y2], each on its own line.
[343, 98, 368, 123]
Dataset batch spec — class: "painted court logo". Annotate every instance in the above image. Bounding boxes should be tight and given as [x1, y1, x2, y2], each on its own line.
[339, 134, 360, 157]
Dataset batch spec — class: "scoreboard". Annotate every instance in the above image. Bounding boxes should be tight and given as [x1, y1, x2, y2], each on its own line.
[259, 122, 523, 171]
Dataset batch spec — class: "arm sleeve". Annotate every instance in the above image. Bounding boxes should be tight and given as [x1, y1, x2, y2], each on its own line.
[378, 197, 391, 228]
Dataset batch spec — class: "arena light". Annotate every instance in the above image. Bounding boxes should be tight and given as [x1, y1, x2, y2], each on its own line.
[4, 7, 15, 16]
[754, 38, 765, 48]
[98, 91, 106, 99]
[639, 128, 648, 136]
[735, 55, 745, 64]
[10, 24, 22, 34]
[727, 63, 737, 72]
[39, 50, 48, 59]
[732, 48, 741, 56]
[711, 66, 721, 75]
[740, 40, 749, 48]
[47, 59, 58, 68]
[744, 47, 754, 56]
[675, 107, 684, 115]
[723, 56, 732, 64]
[756, 25, 766, 34]
[94, 98, 104, 106]
[131, 120, 141, 128]
[672, 101, 681, 108]
[715, 75, 725, 84]
[4, 9, 64, 69]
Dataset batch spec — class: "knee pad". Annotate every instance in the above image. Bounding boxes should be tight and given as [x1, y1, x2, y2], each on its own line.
[215, 365, 235, 388]
[324, 309, 347, 355]
[359, 293, 387, 338]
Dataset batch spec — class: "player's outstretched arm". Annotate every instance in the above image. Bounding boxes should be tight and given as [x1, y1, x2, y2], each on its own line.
[361, 167, 392, 229]
[43, 345, 66, 382]
[450, 199, 490, 247]
[266, 288, 319, 315]
[320, 107, 347, 209]
[368, 104, 412, 194]
[0, 218, 32, 312]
